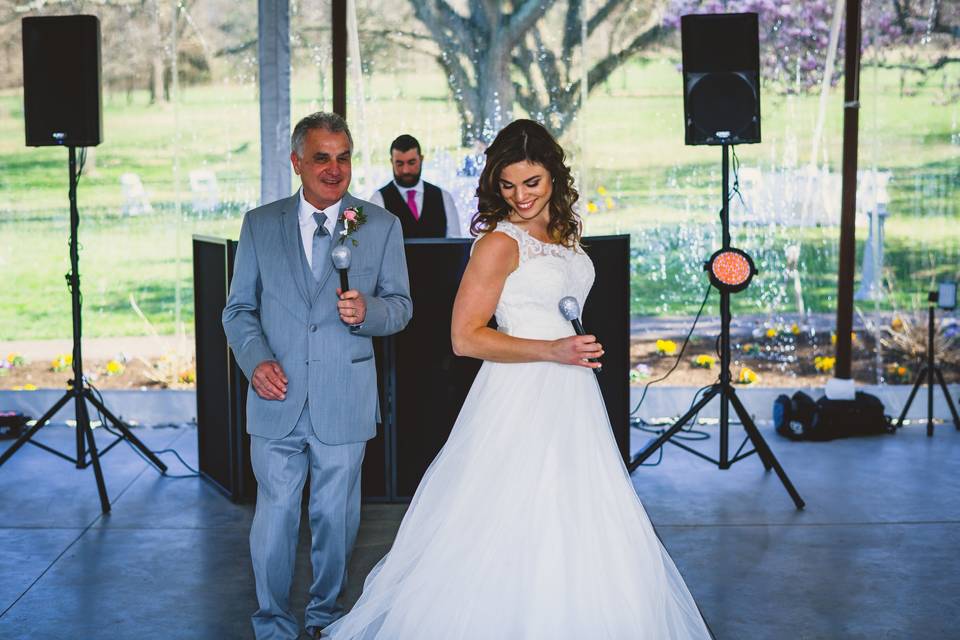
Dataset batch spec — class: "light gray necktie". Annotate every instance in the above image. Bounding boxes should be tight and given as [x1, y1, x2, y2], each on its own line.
[311, 211, 330, 282]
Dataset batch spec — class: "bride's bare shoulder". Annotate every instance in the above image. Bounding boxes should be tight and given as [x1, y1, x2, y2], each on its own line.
[470, 228, 520, 272]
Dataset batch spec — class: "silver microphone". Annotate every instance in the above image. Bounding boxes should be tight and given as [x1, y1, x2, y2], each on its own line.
[331, 244, 351, 292]
[558, 296, 601, 372]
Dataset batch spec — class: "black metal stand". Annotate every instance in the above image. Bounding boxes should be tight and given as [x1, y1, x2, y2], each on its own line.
[894, 300, 960, 436]
[0, 146, 167, 513]
[628, 144, 804, 510]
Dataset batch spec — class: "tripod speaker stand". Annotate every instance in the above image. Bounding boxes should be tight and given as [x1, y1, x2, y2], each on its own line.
[627, 144, 804, 510]
[0, 147, 167, 513]
[894, 289, 960, 436]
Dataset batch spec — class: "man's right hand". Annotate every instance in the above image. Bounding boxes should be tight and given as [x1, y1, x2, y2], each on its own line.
[251, 360, 288, 401]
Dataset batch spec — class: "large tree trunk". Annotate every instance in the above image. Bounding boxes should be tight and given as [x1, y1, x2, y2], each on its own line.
[150, 57, 165, 103]
[411, 1, 661, 146]
[148, 0, 166, 104]
[473, 47, 514, 143]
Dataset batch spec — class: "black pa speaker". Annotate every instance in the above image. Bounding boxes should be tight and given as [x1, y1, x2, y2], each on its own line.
[22, 15, 103, 147]
[681, 13, 760, 146]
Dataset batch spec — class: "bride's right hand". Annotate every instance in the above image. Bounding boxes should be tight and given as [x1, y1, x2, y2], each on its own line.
[551, 335, 604, 368]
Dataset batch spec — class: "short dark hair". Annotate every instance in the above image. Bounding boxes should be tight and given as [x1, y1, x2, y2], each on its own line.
[291, 112, 353, 157]
[390, 134, 421, 156]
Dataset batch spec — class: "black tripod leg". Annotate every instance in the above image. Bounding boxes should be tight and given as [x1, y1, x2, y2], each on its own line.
[726, 390, 772, 471]
[895, 367, 926, 429]
[933, 368, 960, 430]
[0, 391, 73, 466]
[728, 390, 805, 510]
[628, 386, 719, 472]
[74, 388, 88, 467]
[77, 399, 111, 514]
[84, 390, 168, 472]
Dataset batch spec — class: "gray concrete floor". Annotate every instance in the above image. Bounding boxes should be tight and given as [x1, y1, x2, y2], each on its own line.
[1, 420, 958, 639]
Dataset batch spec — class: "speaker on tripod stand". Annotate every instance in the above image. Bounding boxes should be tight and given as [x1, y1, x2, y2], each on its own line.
[0, 16, 167, 513]
[682, 12, 761, 146]
[894, 283, 960, 436]
[629, 12, 804, 510]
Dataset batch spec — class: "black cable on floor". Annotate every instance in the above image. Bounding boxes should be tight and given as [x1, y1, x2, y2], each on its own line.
[630, 284, 712, 417]
[87, 382, 199, 478]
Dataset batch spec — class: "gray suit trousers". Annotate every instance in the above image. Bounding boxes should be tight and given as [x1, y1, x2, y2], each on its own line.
[249, 401, 365, 640]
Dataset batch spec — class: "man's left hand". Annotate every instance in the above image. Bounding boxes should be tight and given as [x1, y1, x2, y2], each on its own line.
[336, 288, 366, 325]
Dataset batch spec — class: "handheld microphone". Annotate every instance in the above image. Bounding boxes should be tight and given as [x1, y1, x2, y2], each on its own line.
[558, 296, 601, 372]
[332, 244, 360, 332]
[331, 244, 351, 292]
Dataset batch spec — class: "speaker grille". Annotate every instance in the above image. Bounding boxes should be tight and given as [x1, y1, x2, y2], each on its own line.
[687, 72, 758, 143]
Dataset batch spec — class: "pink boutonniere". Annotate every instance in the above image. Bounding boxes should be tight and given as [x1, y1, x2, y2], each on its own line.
[338, 206, 367, 246]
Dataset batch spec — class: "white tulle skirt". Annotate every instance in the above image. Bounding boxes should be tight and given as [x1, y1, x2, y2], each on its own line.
[326, 360, 711, 639]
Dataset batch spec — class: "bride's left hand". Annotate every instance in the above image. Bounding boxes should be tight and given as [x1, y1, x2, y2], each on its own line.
[550, 335, 604, 368]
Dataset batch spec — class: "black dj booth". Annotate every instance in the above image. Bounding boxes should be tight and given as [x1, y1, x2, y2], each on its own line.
[193, 235, 629, 503]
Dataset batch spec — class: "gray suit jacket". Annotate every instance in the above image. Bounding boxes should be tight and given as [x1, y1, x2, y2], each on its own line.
[222, 191, 412, 444]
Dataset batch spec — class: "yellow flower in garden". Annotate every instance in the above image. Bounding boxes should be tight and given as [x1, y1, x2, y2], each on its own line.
[791, 323, 801, 335]
[51, 353, 73, 372]
[586, 201, 598, 214]
[738, 367, 758, 384]
[814, 356, 836, 373]
[656, 339, 678, 356]
[766, 328, 777, 339]
[604, 196, 614, 210]
[891, 317, 903, 331]
[694, 354, 715, 368]
[597, 185, 608, 196]
[6, 353, 14, 364]
[106, 360, 124, 376]
[179, 368, 196, 384]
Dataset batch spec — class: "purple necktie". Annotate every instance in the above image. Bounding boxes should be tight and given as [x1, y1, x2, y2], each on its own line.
[406, 189, 420, 221]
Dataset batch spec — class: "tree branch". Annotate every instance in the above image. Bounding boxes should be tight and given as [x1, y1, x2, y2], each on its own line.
[415, 1, 479, 62]
[588, 0, 628, 37]
[468, 0, 496, 36]
[869, 55, 960, 74]
[505, 0, 552, 47]
[585, 23, 664, 90]
[562, 0, 582, 57]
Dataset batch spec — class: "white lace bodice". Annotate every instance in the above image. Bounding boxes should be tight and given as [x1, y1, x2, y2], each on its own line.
[475, 220, 595, 340]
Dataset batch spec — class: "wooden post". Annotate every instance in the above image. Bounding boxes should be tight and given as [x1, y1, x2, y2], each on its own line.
[835, 0, 862, 378]
[332, 0, 347, 118]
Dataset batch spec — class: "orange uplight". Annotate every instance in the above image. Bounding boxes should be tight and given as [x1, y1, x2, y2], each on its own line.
[705, 247, 756, 293]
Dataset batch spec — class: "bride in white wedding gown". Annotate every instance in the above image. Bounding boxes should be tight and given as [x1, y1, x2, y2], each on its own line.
[324, 120, 711, 639]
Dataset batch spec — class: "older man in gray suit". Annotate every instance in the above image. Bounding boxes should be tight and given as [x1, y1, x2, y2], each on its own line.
[223, 112, 412, 640]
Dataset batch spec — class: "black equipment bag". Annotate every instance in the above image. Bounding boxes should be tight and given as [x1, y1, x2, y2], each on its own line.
[774, 391, 892, 441]
[811, 392, 894, 440]
[0, 412, 30, 440]
[773, 391, 817, 440]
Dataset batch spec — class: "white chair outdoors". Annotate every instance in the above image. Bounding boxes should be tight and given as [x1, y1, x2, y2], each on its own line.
[189, 169, 220, 213]
[119, 172, 152, 216]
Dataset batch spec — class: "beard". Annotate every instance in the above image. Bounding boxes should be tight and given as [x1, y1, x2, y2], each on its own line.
[394, 170, 421, 189]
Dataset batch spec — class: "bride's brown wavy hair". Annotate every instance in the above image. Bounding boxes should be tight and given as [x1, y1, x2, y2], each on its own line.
[471, 119, 582, 248]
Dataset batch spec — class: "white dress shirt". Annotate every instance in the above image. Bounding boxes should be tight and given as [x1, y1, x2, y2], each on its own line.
[298, 188, 341, 270]
[368, 178, 462, 237]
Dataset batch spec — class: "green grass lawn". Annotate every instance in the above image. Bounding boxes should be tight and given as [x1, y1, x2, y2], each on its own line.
[1, 58, 957, 340]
